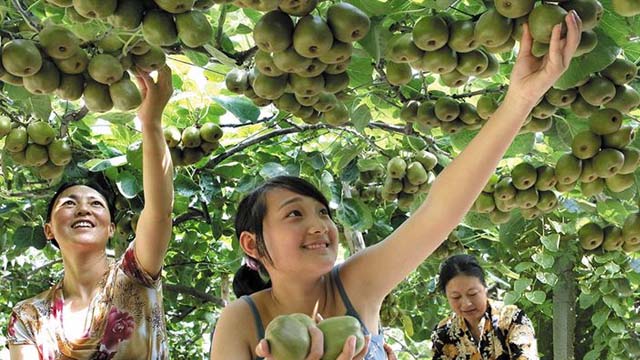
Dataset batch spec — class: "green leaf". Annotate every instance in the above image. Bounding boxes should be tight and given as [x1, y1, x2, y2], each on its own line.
[116, 171, 141, 199]
[536, 272, 558, 286]
[213, 162, 245, 178]
[13, 225, 46, 250]
[184, 49, 210, 67]
[579, 292, 599, 309]
[401, 313, 414, 337]
[259, 162, 288, 178]
[406, 135, 427, 151]
[126, 141, 143, 170]
[607, 318, 626, 334]
[555, 29, 620, 89]
[503, 291, 521, 305]
[525, 290, 546, 304]
[175, 174, 200, 197]
[504, 133, 535, 158]
[514, 278, 533, 294]
[346, 0, 388, 16]
[212, 96, 260, 123]
[532, 252, 554, 269]
[540, 234, 560, 252]
[357, 17, 389, 62]
[336, 198, 373, 231]
[347, 56, 374, 88]
[413, 0, 458, 10]
[351, 104, 372, 133]
[99, 112, 136, 125]
[592, 307, 611, 328]
[584, 349, 601, 360]
[81, 156, 128, 172]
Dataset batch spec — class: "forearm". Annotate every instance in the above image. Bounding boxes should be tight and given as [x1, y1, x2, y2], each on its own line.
[141, 120, 174, 217]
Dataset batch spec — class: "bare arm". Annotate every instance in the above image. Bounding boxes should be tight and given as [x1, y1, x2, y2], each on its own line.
[133, 65, 175, 277]
[341, 13, 583, 302]
[9, 344, 40, 360]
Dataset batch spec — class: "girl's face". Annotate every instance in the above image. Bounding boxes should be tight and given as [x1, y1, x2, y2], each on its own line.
[445, 275, 488, 325]
[260, 188, 338, 276]
[44, 185, 114, 250]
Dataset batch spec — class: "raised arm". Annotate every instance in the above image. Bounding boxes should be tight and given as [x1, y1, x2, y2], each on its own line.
[342, 13, 582, 300]
[133, 65, 175, 276]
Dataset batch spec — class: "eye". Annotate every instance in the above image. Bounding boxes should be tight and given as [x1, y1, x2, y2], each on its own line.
[92, 201, 104, 207]
[319, 208, 330, 216]
[62, 200, 75, 206]
[286, 210, 302, 217]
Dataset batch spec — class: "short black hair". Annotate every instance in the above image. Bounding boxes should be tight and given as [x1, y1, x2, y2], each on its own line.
[46, 181, 116, 248]
[438, 254, 487, 293]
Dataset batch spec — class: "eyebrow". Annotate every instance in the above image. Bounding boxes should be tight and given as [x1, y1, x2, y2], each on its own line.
[278, 196, 304, 210]
[59, 194, 105, 203]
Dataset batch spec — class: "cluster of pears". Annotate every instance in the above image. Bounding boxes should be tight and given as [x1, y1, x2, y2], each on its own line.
[45, 0, 214, 49]
[473, 163, 562, 224]
[163, 122, 223, 166]
[264, 313, 364, 360]
[224, 3, 370, 125]
[0, 24, 166, 113]
[560, 113, 639, 196]
[379, 291, 401, 327]
[563, 57, 639, 119]
[380, 150, 438, 212]
[384, 0, 605, 88]
[0, 117, 72, 180]
[578, 214, 640, 253]
[114, 196, 141, 241]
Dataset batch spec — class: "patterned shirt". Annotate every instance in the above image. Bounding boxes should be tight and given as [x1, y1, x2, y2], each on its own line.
[431, 300, 538, 360]
[7, 242, 168, 360]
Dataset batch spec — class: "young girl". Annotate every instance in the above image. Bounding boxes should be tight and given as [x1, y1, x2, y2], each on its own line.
[7, 66, 175, 359]
[211, 13, 582, 360]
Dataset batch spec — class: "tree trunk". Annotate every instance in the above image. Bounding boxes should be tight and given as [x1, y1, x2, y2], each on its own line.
[553, 252, 576, 360]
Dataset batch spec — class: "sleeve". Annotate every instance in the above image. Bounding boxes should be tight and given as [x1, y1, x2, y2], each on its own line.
[431, 325, 452, 360]
[119, 241, 162, 289]
[506, 309, 539, 360]
[7, 311, 35, 346]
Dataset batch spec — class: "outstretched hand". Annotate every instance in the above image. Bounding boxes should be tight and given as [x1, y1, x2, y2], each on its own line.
[135, 65, 173, 125]
[509, 10, 582, 103]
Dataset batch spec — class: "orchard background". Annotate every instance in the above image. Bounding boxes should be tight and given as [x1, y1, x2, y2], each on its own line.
[0, 0, 638, 359]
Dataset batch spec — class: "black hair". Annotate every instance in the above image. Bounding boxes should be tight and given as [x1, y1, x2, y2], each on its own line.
[438, 254, 487, 293]
[232, 176, 332, 297]
[45, 181, 116, 249]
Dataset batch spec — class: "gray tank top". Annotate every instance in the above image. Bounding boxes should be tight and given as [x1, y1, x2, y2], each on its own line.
[242, 266, 387, 360]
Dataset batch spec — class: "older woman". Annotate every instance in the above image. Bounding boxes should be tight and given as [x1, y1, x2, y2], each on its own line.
[431, 255, 538, 359]
[7, 66, 174, 359]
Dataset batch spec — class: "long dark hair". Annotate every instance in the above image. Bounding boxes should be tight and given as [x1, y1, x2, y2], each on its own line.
[46, 181, 115, 248]
[232, 176, 332, 297]
[437, 254, 487, 293]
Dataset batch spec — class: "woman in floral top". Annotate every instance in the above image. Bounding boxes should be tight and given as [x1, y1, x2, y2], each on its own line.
[431, 255, 539, 360]
[7, 65, 175, 360]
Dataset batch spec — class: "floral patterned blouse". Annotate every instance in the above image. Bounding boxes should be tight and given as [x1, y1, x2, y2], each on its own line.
[431, 300, 538, 360]
[7, 242, 168, 359]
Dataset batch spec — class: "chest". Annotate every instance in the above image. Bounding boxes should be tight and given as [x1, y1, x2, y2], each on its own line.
[62, 301, 96, 341]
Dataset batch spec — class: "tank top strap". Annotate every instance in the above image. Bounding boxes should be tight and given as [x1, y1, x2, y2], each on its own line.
[330, 265, 370, 335]
[241, 295, 265, 360]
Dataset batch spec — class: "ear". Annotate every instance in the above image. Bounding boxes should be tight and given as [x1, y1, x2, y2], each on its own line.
[44, 223, 54, 240]
[108, 222, 116, 238]
[239, 231, 260, 259]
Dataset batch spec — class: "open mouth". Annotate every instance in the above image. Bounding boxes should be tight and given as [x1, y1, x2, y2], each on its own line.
[302, 242, 330, 250]
[71, 220, 95, 229]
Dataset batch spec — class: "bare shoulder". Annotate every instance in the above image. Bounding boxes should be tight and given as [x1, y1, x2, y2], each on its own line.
[211, 298, 258, 360]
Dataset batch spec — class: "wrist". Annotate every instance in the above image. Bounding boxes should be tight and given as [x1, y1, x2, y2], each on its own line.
[503, 91, 539, 112]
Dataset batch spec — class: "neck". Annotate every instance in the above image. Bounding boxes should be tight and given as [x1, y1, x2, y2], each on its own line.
[268, 272, 330, 317]
[61, 250, 109, 302]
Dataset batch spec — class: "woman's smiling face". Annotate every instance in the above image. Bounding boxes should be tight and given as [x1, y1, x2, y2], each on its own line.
[45, 185, 114, 250]
[259, 187, 339, 275]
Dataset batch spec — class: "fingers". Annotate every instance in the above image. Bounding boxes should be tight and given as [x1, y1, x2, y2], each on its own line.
[562, 10, 582, 62]
[548, 23, 564, 67]
[315, 313, 324, 323]
[157, 65, 173, 89]
[518, 23, 533, 59]
[335, 335, 357, 360]
[383, 343, 397, 360]
[353, 335, 371, 360]
[306, 326, 324, 360]
[255, 339, 271, 358]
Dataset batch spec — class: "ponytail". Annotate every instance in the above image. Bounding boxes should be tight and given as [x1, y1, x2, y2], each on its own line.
[232, 259, 272, 297]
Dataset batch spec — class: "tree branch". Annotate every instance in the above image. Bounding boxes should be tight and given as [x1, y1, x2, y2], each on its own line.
[173, 207, 206, 226]
[164, 283, 225, 307]
[11, 0, 40, 32]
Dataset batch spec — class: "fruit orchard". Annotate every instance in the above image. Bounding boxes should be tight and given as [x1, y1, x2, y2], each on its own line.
[0, 0, 639, 359]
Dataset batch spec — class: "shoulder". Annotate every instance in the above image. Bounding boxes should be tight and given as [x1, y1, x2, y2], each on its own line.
[13, 286, 55, 318]
[212, 297, 260, 358]
[434, 313, 456, 334]
[491, 300, 530, 329]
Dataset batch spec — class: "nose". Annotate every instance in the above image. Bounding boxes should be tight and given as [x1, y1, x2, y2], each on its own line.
[308, 215, 329, 234]
[75, 201, 91, 215]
